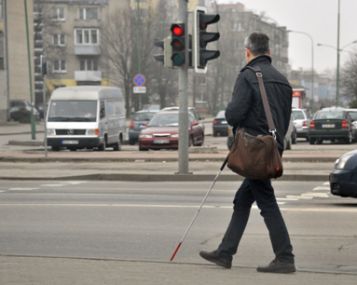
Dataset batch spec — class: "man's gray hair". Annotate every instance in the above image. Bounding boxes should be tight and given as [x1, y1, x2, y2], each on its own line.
[244, 33, 270, 55]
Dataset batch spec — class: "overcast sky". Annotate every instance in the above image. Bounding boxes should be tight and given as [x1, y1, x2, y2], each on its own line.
[215, 0, 357, 73]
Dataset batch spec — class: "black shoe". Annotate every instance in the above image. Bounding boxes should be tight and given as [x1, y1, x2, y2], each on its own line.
[257, 259, 296, 273]
[199, 250, 232, 269]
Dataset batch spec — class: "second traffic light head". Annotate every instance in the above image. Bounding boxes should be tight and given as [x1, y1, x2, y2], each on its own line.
[193, 7, 220, 73]
[170, 23, 186, 66]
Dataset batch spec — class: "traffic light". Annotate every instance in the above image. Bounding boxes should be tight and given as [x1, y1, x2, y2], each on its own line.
[170, 23, 186, 66]
[153, 36, 172, 68]
[193, 7, 220, 73]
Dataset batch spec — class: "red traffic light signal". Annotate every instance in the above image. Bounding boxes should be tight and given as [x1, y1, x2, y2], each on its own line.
[170, 23, 186, 66]
[171, 24, 185, 37]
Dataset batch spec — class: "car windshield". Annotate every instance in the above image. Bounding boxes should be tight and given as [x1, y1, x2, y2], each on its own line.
[134, 112, 156, 121]
[148, 113, 179, 127]
[48, 100, 97, 122]
[216, 110, 226, 119]
[292, 110, 305, 120]
[348, 111, 357, 121]
[315, 110, 344, 120]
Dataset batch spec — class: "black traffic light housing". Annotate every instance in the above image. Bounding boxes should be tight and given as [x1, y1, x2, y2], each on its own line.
[170, 23, 186, 66]
[193, 7, 220, 73]
[153, 37, 172, 68]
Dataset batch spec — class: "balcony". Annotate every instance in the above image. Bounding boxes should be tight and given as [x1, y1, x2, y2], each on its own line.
[74, 70, 102, 82]
[74, 44, 100, 55]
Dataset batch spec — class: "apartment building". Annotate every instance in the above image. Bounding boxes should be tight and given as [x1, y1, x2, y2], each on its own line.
[36, 0, 128, 104]
[218, 3, 289, 74]
[0, 0, 34, 122]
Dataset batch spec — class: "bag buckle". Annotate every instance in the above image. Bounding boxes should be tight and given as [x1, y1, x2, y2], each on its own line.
[270, 129, 277, 140]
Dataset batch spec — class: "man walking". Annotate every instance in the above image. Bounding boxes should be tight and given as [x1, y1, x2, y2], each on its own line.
[199, 32, 295, 273]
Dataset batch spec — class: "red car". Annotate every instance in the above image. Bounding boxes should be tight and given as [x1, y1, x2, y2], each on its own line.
[138, 111, 204, 151]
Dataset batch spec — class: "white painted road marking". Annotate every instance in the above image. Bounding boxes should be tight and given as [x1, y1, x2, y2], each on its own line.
[8, 188, 40, 191]
[40, 184, 65, 187]
[313, 186, 330, 192]
[0, 203, 356, 213]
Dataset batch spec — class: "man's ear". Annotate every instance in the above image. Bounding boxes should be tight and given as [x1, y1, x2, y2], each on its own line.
[245, 48, 250, 62]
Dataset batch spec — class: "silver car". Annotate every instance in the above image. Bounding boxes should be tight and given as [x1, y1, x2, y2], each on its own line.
[291, 108, 309, 141]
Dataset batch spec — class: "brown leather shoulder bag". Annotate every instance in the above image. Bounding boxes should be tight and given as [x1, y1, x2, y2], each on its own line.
[227, 66, 283, 180]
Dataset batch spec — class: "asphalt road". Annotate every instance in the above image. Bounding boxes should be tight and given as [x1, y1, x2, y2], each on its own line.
[1, 180, 356, 275]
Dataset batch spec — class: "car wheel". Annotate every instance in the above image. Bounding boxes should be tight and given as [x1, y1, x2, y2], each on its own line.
[291, 131, 297, 144]
[113, 142, 120, 151]
[52, 146, 60, 151]
[309, 138, 315, 145]
[113, 135, 122, 151]
[345, 132, 353, 144]
[98, 136, 107, 151]
[139, 145, 148, 151]
[197, 133, 204, 146]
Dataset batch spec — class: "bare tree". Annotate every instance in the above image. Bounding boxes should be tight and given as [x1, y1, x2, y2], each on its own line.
[101, 1, 177, 115]
[341, 52, 357, 107]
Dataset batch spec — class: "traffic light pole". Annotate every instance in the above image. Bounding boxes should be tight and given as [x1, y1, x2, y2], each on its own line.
[177, 0, 190, 174]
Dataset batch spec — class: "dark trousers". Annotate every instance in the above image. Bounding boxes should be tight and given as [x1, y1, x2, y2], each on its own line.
[217, 178, 294, 263]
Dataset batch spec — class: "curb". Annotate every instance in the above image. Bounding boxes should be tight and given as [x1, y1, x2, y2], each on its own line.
[0, 173, 329, 182]
[0, 155, 337, 163]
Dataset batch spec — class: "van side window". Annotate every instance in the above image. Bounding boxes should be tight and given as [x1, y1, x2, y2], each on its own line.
[100, 101, 105, 118]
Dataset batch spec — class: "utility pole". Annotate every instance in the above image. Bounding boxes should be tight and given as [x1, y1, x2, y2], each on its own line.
[24, 0, 36, 139]
[177, 0, 189, 174]
[336, 0, 341, 106]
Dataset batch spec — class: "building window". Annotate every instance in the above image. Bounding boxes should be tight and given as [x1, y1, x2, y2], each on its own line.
[75, 29, 100, 45]
[80, 58, 98, 71]
[52, 7, 65, 21]
[53, 59, 66, 73]
[0, 0, 3, 20]
[53, 33, 66, 46]
[79, 7, 99, 20]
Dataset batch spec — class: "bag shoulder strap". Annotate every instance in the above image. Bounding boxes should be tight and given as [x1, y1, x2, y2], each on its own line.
[245, 66, 276, 137]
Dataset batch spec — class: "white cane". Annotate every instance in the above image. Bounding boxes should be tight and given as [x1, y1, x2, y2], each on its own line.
[170, 156, 229, 261]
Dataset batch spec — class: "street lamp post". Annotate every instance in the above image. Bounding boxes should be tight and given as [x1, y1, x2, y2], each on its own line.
[336, 0, 341, 106]
[288, 30, 314, 100]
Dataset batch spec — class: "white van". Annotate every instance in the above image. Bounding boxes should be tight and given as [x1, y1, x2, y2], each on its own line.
[46, 86, 126, 151]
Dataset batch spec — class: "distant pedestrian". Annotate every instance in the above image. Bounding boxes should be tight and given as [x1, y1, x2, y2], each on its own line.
[199, 32, 295, 273]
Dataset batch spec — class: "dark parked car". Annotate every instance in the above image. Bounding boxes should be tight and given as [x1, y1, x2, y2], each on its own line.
[9, 100, 40, 123]
[212, 110, 228, 136]
[138, 110, 204, 151]
[308, 107, 353, 144]
[128, 110, 158, 145]
[330, 150, 357, 198]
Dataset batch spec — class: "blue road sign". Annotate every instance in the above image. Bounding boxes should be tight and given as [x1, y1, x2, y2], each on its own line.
[133, 74, 146, 86]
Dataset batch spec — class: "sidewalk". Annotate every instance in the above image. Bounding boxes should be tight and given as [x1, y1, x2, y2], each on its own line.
[1, 256, 356, 285]
[0, 122, 345, 181]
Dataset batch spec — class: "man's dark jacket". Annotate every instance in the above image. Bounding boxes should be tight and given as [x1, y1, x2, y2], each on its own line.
[225, 55, 292, 153]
